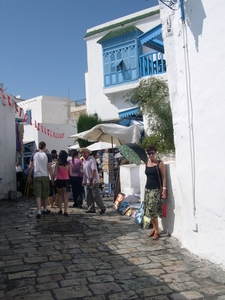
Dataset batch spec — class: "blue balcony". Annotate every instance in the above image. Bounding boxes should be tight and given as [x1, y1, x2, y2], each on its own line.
[139, 51, 166, 78]
[76, 99, 86, 106]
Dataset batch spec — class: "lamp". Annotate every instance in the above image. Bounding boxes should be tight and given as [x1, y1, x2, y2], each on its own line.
[159, 0, 179, 10]
[159, 0, 185, 22]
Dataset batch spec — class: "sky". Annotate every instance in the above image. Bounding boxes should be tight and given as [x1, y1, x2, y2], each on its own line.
[0, 0, 159, 101]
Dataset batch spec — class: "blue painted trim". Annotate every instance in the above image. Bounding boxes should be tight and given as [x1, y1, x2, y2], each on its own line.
[138, 24, 164, 53]
[119, 119, 131, 126]
[119, 107, 139, 118]
[180, 0, 185, 22]
[138, 24, 162, 44]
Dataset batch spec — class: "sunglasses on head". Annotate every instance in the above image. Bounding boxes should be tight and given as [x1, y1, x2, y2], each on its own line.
[147, 151, 156, 155]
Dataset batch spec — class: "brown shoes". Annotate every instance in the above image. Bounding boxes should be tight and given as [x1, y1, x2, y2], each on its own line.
[152, 232, 160, 240]
[148, 230, 155, 237]
[148, 230, 160, 240]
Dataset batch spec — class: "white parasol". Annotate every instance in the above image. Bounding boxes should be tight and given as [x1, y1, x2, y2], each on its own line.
[87, 141, 116, 151]
[69, 123, 141, 146]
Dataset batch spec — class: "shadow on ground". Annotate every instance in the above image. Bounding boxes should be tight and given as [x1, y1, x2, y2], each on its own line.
[0, 196, 225, 299]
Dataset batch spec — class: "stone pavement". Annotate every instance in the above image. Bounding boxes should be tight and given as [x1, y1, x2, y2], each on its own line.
[0, 196, 225, 300]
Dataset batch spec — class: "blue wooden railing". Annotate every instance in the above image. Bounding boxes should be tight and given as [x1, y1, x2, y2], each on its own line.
[71, 99, 86, 106]
[139, 51, 166, 77]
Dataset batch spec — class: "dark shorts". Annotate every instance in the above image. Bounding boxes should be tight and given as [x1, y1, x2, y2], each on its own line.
[56, 179, 70, 189]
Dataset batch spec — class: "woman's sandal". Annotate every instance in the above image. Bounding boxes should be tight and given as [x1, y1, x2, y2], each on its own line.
[148, 230, 155, 237]
[57, 210, 62, 215]
[152, 232, 160, 240]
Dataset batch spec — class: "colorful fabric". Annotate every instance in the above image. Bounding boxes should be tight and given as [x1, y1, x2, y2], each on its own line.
[118, 145, 141, 165]
[143, 188, 162, 219]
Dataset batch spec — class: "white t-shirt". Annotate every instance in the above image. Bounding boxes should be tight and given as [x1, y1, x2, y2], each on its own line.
[31, 151, 51, 177]
[16, 165, 23, 173]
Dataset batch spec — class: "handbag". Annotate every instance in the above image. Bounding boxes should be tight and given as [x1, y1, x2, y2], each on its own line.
[162, 202, 167, 218]
[156, 161, 167, 218]
[156, 161, 168, 200]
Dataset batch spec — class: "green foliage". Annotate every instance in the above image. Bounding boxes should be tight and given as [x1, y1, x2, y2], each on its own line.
[76, 113, 102, 148]
[124, 77, 175, 153]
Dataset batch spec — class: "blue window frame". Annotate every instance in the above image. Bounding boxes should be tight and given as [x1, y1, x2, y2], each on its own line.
[98, 26, 142, 87]
[103, 43, 138, 87]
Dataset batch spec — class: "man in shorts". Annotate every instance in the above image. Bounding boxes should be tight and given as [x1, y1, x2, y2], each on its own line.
[27, 141, 54, 219]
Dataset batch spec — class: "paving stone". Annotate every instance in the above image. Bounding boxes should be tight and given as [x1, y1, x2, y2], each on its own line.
[109, 290, 138, 299]
[24, 256, 49, 264]
[14, 291, 54, 300]
[6, 285, 35, 297]
[87, 274, 115, 283]
[64, 270, 96, 279]
[89, 282, 123, 295]
[36, 281, 59, 291]
[167, 282, 186, 291]
[144, 296, 170, 300]
[36, 274, 64, 284]
[82, 295, 106, 300]
[138, 262, 162, 269]
[135, 268, 165, 276]
[0, 196, 225, 299]
[53, 285, 92, 300]
[60, 277, 88, 287]
[184, 281, 202, 290]
[37, 266, 66, 277]
[160, 272, 193, 283]
[136, 285, 173, 297]
[7, 270, 36, 280]
[67, 263, 96, 272]
[127, 256, 151, 265]
[170, 290, 204, 299]
[199, 285, 225, 297]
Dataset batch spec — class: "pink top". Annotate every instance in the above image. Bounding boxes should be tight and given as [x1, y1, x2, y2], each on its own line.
[57, 165, 70, 180]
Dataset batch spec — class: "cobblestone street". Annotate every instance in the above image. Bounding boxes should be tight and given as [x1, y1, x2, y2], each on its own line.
[0, 196, 225, 300]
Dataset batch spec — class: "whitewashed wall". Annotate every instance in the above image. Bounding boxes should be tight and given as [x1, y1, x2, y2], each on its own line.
[0, 100, 17, 199]
[18, 96, 70, 124]
[158, 0, 225, 267]
[85, 6, 161, 120]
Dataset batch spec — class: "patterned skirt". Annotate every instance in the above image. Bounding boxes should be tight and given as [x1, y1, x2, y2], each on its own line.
[143, 188, 162, 219]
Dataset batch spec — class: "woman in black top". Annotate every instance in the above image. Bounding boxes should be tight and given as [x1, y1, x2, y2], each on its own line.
[144, 146, 167, 240]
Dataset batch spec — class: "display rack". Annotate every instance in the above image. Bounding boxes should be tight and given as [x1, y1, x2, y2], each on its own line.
[101, 152, 115, 197]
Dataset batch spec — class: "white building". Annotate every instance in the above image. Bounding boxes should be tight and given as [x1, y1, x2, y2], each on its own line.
[18, 95, 77, 164]
[84, 5, 166, 122]
[120, 1, 225, 268]
[158, 0, 225, 267]
[0, 89, 25, 199]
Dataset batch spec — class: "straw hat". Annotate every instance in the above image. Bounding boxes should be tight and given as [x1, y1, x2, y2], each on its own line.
[79, 147, 92, 154]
